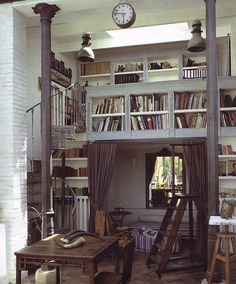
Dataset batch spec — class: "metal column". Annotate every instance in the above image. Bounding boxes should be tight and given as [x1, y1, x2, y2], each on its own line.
[33, 3, 60, 238]
[205, 0, 222, 282]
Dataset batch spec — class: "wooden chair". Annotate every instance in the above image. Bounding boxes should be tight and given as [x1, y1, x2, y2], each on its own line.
[95, 236, 135, 284]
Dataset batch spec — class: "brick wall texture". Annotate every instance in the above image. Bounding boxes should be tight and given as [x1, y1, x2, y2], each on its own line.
[0, 6, 28, 283]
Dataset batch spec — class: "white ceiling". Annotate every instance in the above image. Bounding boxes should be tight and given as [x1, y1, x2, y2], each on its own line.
[12, 0, 236, 51]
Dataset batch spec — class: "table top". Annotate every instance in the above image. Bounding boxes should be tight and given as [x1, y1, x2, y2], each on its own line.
[15, 234, 118, 261]
[209, 216, 236, 225]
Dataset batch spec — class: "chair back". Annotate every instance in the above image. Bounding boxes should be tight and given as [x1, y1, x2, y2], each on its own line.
[121, 236, 135, 284]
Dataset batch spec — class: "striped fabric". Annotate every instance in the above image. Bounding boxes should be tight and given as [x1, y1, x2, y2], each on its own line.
[131, 229, 181, 253]
[131, 229, 156, 252]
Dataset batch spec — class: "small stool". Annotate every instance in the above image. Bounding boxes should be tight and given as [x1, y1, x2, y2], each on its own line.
[208, 225, 236, 284]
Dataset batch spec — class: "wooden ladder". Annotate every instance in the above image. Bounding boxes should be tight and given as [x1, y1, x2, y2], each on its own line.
[146, 194, 197, 276]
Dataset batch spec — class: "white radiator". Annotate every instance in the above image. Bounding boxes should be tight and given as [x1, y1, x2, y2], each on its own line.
[73, 196, 90, 231]
[54, 196, 90, 232]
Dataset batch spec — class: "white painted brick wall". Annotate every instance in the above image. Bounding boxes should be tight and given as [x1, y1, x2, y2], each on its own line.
[0, 6, 27, 284]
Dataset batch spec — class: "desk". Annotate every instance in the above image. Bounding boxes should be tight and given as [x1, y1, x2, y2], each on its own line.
[14, 234, 119, 284]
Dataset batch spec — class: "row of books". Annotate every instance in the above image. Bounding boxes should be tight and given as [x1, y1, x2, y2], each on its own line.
[130, 93, 168, 112]
[175, 113, 207, 128]
[51, 51, 72, 79]
[131, 114, 168, 130]
[94, 117, 123, 132]
[219, 189, 236, 198]
[218, 144, 235, 155]
[220, 93, 236, 107]
[52, 146, 88, 158]
[219, 160, 236, 176]
[220, 111, 236, 127]
[115, 74, 140, 84]
[183, 67, 207, 79]
[174, 92, 206, 110]
[54, 187, 89, 197]
[80, 61, 110, 76]
[53, 166, 88, 177]
[93, 97, 124, 114]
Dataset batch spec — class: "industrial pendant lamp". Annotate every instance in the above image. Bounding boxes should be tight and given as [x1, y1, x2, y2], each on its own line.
[187, 20, 206, 52]
[77, 33, 95, 62]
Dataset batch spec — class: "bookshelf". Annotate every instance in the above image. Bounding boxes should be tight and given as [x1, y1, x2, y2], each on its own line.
[130, 92, 169, 131]
[79, 37, 228, 87]
[218, 137, 236, 209]
[86, 77, 236, 141]
[79, 54, 207, 86]
[174, 90, 207, 129]
[147, 56, 179, 82]
[113, 59, 144, 84]
[52, 146, 88, 196]
[219, 88, 236, 130]
[80, 61, 111, 87]
[91, 95, 125, 132]
[182, 54, 207, 79]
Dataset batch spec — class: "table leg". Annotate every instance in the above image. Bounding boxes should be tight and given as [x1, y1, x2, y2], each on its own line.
[88, 261, 95, 284]
[208, 235, 221, 284]
[56, 266, 60, 284]
[224, 237, 231, 284]
[15, 257, 21, 284]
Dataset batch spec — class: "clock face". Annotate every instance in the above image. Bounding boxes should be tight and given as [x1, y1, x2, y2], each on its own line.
[112, 3, 136, 29]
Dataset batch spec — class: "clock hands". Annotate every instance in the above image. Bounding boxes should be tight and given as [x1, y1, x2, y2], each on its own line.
[112, 3, 135, 28]
[114, 12, 126, 23]
[114, 12, 126, 16]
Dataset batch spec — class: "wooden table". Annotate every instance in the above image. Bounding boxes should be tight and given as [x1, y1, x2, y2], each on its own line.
[14, 234, 119, 284]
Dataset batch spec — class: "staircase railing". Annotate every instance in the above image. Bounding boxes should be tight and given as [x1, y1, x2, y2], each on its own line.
[26, 82, 86, 166]
[26, 82, 88, 235]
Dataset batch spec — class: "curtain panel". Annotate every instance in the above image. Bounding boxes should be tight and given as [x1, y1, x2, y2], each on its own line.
[183, 139, 208, 264]
[88, 143, 117, 232]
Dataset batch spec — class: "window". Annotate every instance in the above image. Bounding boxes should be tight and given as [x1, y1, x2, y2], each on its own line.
[146, 148, 185, 208]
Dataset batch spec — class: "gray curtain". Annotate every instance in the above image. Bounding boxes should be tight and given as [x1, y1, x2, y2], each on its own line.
[183, 139, 208, 265]
[88, 143, 117, 232]
[146, 153, 157, 186]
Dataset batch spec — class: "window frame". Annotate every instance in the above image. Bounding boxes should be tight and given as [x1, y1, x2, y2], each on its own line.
[145, 148, 186, 209]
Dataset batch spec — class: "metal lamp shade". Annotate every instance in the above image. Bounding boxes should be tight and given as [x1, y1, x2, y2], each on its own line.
[77, 47, 95, 62]
[188, 20, 206, 52]
[77, 33, 95, 62]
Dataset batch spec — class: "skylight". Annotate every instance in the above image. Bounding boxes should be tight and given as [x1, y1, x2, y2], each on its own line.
[106, 22, 192, 46]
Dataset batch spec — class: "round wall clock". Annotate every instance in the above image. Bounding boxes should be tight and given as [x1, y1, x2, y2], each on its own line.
[112, 2, 136, 29]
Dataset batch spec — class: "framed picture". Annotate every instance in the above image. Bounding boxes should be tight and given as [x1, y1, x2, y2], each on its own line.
[219, 161, 227, 176]
[228, 160, 236, 176]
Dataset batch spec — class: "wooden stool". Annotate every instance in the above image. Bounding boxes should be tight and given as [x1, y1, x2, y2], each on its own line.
[208, 230, 236, 284]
